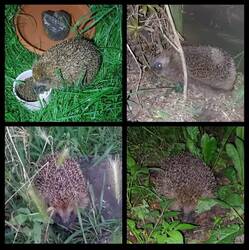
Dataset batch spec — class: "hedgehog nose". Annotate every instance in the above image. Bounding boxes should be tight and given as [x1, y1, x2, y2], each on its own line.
[53, 212, 76, 227]
[32, 84, 49, 95]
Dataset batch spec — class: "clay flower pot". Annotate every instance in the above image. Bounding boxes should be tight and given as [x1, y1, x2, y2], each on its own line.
[14, 5, 96, 55]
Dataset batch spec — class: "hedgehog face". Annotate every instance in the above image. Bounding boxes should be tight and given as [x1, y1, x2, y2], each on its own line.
[32, 62, 54, 90]
[152, 50, 181, 80]
[53, 205, 76, 227]
[152, 52, 171, 75]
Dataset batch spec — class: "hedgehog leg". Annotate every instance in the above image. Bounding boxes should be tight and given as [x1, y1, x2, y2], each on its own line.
[182, 211, 195, 223]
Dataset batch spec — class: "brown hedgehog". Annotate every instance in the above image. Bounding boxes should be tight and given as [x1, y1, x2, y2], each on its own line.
[34, 151, 89, 227]
[152, 45, 236, 91]
[32, 37, 101, 90]
[153, 152, 216, 220]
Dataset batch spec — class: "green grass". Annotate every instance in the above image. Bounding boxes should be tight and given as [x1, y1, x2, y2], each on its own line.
[5, 5, 122, 122]
[5, 126, 122, 243]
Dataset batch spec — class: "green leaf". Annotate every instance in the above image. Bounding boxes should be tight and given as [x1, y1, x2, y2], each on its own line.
[127, 219, 143, 243]
[186, 138, 201, 158]
[30, 213, 50, 223]
[224, 193, 243, 208]
[143, 223, 154, 230]
[217, 186, 243, 208]
[131, 200, 150, 221]
[236, 127, 244, 140]
[22, 226, 32, 237]
[205, 224, 240, 243]
[218, 185, 234, 200]
[201, 133, 217, 165]
[127, 154, 137, 176]
[223, 166, 238, 184]
[16, 208, 31, 214]
[33, 222, 42, 243]
[195, 198, 218, 214]
[214, 199, 232, 209]
[167, 143, 185, 155]
[127, 219, 136, 229]
[161, 221, 170, 232]
[163, 210, 181, 218]
[235, 138, 244, 185]
[174, 223, 197, 231]
[13, 214, 28, 225]
[151, 231, 168, 243]
[167, 230, 184, 244]
[226, 143, 243, 184]
[186, 127, 200, 142]
[168, 221, 181, 231]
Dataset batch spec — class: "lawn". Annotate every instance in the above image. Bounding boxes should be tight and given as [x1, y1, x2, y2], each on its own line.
[5, 5, 122, 122]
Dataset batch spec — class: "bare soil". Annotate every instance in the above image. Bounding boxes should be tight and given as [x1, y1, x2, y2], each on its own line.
[127, 66, 244, 122]
[79, 156, 122, 220]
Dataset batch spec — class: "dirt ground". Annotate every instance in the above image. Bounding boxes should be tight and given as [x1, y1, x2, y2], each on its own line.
[127, 64, 244, 122]
[79, 156, 122, 220]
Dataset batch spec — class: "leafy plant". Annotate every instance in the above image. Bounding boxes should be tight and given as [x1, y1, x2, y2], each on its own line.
[183, 127, 202, 158]
[150, 220, 196, 244]
[205, 224, 241, 243]
[226, 127, 244, 185]
[201, 133, 217, 165]
[127, 152, 151, 208]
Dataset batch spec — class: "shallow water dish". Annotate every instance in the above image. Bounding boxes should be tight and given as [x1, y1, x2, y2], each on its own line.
[13, 70, 52, 111]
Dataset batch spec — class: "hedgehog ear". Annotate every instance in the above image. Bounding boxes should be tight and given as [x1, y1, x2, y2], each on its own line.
[148, 167, 164, 174]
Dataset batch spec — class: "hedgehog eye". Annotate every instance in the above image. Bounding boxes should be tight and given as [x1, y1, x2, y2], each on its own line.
[153, 62, 162, 70]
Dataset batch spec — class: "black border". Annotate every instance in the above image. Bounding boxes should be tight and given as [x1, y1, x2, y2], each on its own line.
[3, 1, 248, 248]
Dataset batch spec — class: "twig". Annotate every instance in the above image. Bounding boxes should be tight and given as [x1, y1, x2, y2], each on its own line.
[155, 12, 178, 52]
[127, 43, 143, 108]
[165, 5, 188, 100]
[6, 127, 28, 180]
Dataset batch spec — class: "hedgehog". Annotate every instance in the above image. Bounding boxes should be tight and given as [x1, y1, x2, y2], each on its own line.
[32, 37, 101, 91]
[34, 151, 89, 227]
[152, 152, 216, 221]
[152, 45, 236, 91]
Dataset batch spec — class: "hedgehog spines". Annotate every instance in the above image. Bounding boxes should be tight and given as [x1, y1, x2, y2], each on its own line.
[153, 152, 217, 217]
[34, 152, 89, 227]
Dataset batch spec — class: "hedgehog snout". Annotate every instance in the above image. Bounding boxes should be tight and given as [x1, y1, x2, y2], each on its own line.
[32, 81, 51, 94]
[54, 207, 76, 227]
